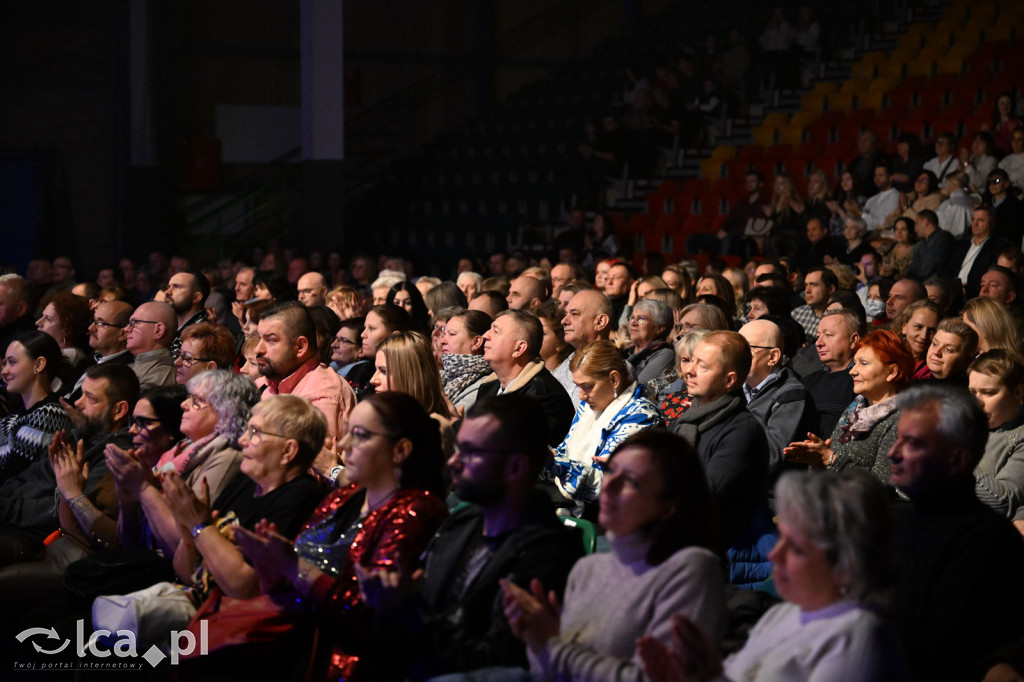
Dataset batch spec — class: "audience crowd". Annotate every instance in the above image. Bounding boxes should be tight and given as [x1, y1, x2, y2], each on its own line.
[1, 19, 1024, 676]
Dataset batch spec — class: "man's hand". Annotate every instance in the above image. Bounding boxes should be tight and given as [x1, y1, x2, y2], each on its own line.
[50, 430, 88, 500]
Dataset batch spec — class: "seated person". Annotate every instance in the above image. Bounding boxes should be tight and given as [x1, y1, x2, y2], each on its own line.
[544, 340, 661, 518]
[506, 431, 727, 681]
[640, 470, 909, 681]
[970, 350, 1024, 518]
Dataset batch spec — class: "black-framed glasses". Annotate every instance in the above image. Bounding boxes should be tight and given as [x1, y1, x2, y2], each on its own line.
[91, 319, 124, 330]
[333, 337, 359, 347]
[131, 415, 161, 432]
[989, 178, 1004, 185]
[126, 318, 159, 331]
[242, 424, 288, 445]
[172, 349, 212, 367]
[748, 345, 776, 351]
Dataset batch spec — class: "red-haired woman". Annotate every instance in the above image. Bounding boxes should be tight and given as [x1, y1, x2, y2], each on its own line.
[785, 330, 913, 485]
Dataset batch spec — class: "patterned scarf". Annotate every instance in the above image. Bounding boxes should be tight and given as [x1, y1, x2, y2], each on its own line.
[441, 354, 492, 401]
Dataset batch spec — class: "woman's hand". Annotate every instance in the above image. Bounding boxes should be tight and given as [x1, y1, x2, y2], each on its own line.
[105, 443, 155, 500]
[235, 519, 299, 588]
[161, 472, 213, 530]
[637, 614, 722, 682]
[627, 279, 641, 306]
[50, 431, 88, 500]
[354, 556, 424, 613]
[784, 433, 834, 468]
[500, 578, 561, 653]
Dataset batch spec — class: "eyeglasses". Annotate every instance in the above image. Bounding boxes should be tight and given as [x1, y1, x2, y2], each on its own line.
[91, 319, 124, 330]
[990, 178, 1004, 185]
[131, 415, 161, 432]
[185, 393, 211, 410]
[628, 315, 650, 325]
[748, 345, 776, 351]
[333, 337, 359, 347]
[126, 318, 159, 331]
[674, 322, 700, 333]
[242, 424, 288, 445]
[172, 349, 212, 367]
[349, 425, 394, 444]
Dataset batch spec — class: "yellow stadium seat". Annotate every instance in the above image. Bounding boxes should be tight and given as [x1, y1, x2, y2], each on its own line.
[934, 55, 966, 75]
[701, 158, 725, 180]
[751, 126, 776, 146]
[801, 92, 828, 112]
[828, 91, 857, 111]
[777, 124, 805, 146]
[869, 76, 901, 93]
[710, 145, 737, 160]
[812, 81, 841, 95]
[789, 111, 822, 128]
[762, 112, 790, 129]
[839, 78, 872, 95]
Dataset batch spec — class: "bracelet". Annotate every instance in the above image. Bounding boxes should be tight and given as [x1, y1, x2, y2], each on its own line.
[66, 494, 87, 507]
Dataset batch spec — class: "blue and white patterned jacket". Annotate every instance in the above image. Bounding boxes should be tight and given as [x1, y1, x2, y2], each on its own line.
[546, 384, 662, 511]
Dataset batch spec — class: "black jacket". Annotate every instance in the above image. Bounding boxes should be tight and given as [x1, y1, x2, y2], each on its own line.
[477, 364, 575, 446]
[945, 235, 1009, 300]
[408, 492, 584, 679]
[671, 394, 769, 548]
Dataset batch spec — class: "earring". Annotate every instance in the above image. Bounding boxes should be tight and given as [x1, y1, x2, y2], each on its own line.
[613, 387, 619, 398]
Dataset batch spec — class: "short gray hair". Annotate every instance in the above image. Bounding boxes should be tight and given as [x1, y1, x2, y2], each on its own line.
[775, 470, 896, 608]
[633, 299, 673, 334]
[895, 384, 988, 468]
[187, 370, 259, 445]
[820, 308, 860, 337]
[844, 217, 867, 237]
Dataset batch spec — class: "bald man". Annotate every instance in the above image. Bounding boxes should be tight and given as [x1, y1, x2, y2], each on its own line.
[738, 319, 819, 486]
[506, 276, 546, 310]
[554, 289, 614, 399]
[125, 301, 177, 391]
[63, 300, 135, 404]
[297, 271, 328, 307]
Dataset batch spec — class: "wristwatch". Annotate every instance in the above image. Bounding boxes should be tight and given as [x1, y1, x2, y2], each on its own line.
[190, 520, 213, 539]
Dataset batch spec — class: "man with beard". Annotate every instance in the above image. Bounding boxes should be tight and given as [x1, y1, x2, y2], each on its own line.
[254, 302, 355, 481]
[0, 363, 137, 566]
[164, 269, 210, 356]
[359, 395, 584, 680]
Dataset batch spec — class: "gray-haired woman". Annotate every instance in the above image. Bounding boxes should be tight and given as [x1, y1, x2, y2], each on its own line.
[639, 469, 909, 681]
[108, 369, 259, 556]
[627, 299, 676, 386]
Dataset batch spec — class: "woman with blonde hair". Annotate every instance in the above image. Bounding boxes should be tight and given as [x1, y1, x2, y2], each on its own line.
[659, 329, 711, 420]
[892, 299, 941, 378]
[371, 332, 454, 420]
[963, 296, 1020, 353]
[544, 340, 661, 518]
[370, 331, 457, 453]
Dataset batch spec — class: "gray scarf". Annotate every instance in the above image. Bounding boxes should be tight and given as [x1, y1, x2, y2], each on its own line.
[670, 393, 744, 447]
